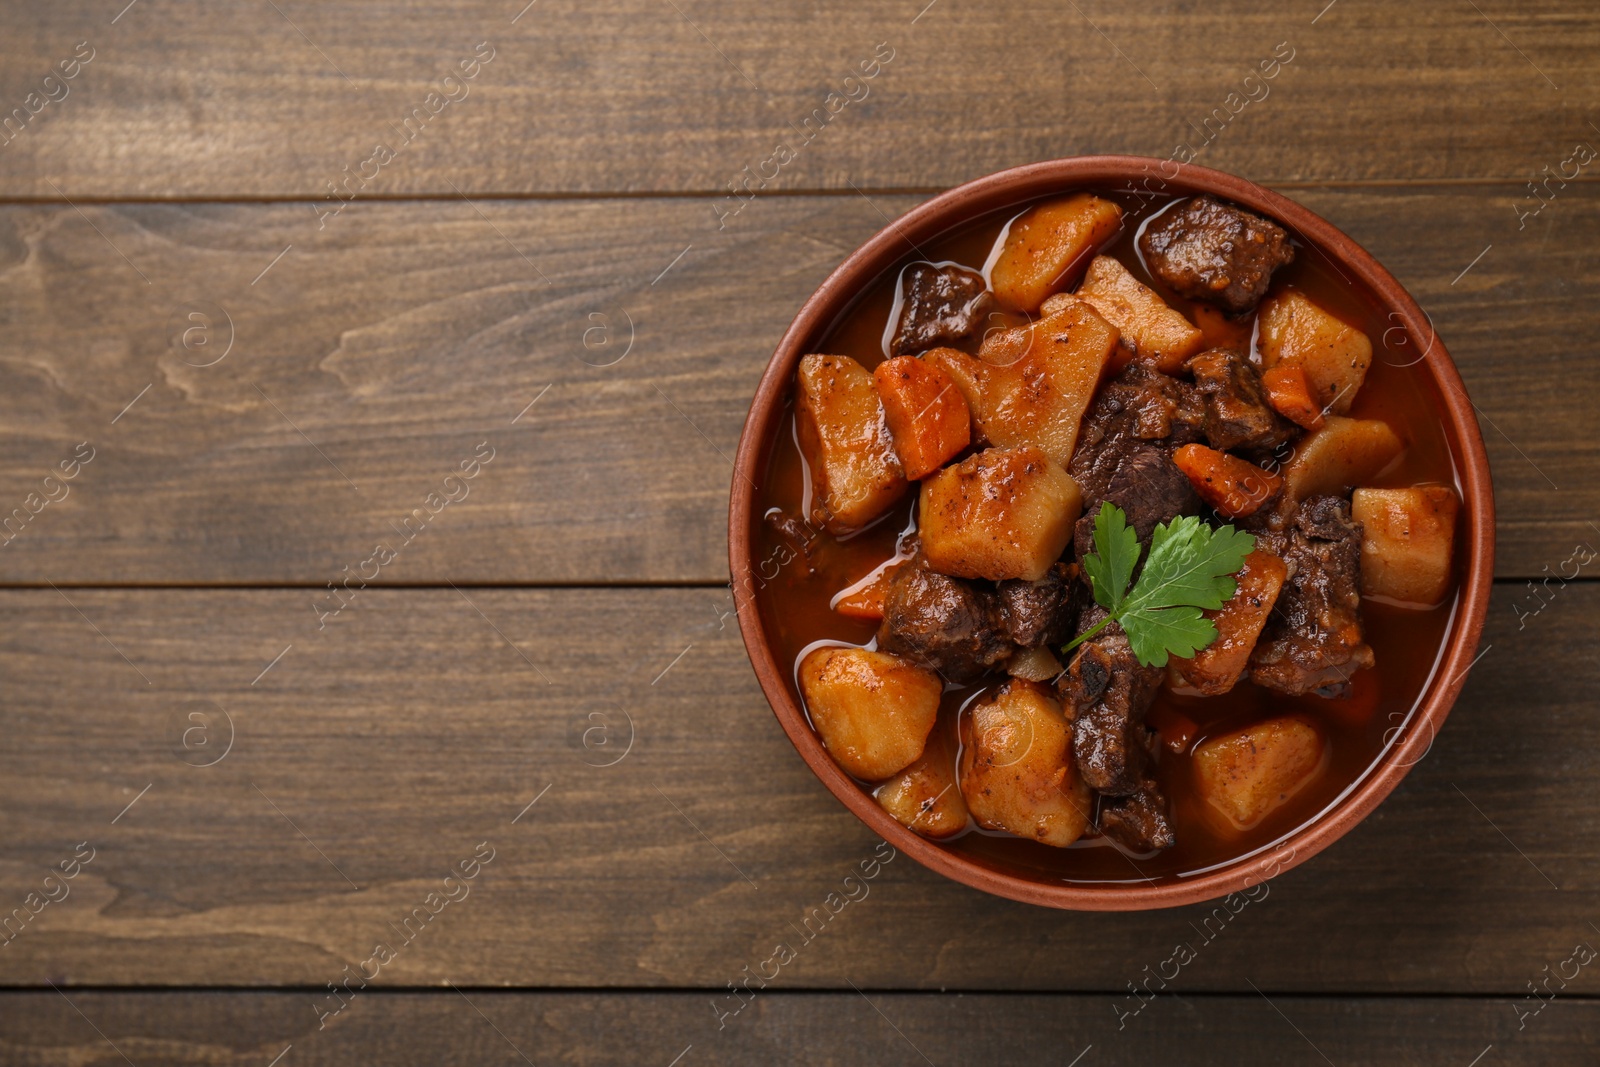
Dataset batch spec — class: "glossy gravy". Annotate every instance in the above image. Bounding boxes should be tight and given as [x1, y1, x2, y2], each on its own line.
[753, 190, 1463, 883]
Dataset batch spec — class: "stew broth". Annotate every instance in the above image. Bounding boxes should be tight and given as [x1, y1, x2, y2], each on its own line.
[752, 190, 1463, 883]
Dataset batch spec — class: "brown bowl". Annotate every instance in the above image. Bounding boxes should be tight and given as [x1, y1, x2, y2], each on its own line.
[728, 156, 1494, 910]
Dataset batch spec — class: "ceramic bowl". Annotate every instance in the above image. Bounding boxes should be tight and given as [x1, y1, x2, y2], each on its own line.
[728, 156, 1494, 910]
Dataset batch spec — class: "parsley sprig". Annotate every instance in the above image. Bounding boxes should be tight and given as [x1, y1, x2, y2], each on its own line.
[1062, 504, 1256, 668]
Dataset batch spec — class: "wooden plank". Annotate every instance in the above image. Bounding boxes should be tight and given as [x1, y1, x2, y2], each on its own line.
[0, 582, 1590, 992]
[3, 990, 1594, 1066]
[0, 1, 1595, 197]
[0, 186, 1591, 584]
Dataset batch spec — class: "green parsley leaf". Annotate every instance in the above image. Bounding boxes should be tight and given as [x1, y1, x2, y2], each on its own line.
[1062, 504, 1256, 669]
[1079, 502, 1139, 615]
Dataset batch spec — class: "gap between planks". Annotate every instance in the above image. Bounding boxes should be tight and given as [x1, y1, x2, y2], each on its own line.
[0, 576, 1578, 592]
[0, 176, 1593, 208]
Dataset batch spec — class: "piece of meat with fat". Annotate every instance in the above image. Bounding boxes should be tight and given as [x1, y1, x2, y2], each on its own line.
[877, 561, 1013, 683]
[1187, 348, 1297, 455]
[1058, 608, 1164, 796]
[1098, 775, 1176, 853]
[1248, 495, 1376, 697]
[995, 562, 1080, 649]
[889, 263, 994, 357]
[1139, 196, 1296, 315]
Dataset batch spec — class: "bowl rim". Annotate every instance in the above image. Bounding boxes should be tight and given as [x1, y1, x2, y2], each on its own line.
[727, 155, 1496, 911]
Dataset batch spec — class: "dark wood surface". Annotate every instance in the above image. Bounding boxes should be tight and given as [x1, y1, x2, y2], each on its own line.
[5, 991, 1598, 1066]
[2, 0, 1596, 1061]
[0, 584, 1593, 994]
[0, 186, 1592, 584]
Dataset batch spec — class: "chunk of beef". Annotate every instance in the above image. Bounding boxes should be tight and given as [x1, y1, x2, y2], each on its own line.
[889, 263, 994, 357]
[1140, 196, 1295, 315]
[1187, 348, 1297, 455]
[995, 562, 1080, 649]
[1069, 364, 1205, 553]
[878, 562, 1013, 683]
[1058, 608, 1163, 796]
[1099, 775, 1176, 853]
[1070, 363, 1205, 503]
[763, 508, 819, 576]
[1249, 495, 1376, 696]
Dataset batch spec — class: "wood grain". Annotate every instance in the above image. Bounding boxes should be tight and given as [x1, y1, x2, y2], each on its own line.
[0, 1, 1595, 197]
[3, 990, 1594, 1066]
[0, 582, 1588, 992]
[0, 187, 1591, 585]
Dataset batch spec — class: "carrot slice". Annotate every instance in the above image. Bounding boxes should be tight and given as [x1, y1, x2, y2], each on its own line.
[1261, 362, 1325, 431]
[873, 356, 972, 480]
[1172, 443, 1282, 519]
[1168, 550, 1289, 696]
[832, 561, 904, 621]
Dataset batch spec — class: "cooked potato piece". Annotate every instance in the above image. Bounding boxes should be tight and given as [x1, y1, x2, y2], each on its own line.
[1352, 486, 1459, 605]
[929, 301, 1119, 468]
[799, 647, 942, 780]
[875, 726, 969, 838]
[1193, 715, 1326, 830]
[1282, 416, 1405, 501]
[990, 194, 1124, 313]
[1258, 290, 1373, 415]
[796, 354, 908, 533]
[1008, 644, 1063, 682]
[1074, 255, 1204, 373]
[959, 680, 1092, 847]
[872, 355, 972, 480]
[920, 446, 1082, 582]
[1169, 550, 1288, 696]
[1038, 291, 1078, 318]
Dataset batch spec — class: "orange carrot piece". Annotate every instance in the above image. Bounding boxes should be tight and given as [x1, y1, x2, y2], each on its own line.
[1169, 550, 1289, 696]
[833, 561, 903, 621]
[873, 356, 972, 480]
[1172, 443, 1282, 519]
[1147, 703, 1202, 754]
[1262, 362, 1325, 431]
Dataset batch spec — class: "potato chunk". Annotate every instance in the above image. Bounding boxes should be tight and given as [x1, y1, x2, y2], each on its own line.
[990, 194, 1124, 313]
[799, 647, 942, 780]
[928, 300, 1119, 469]
[1258, 290, 1373, 415]
[919, 446, 1082, 582]
[1169, 550, 1288, 696]
[1352, 486, 1459, 605]
[1193, 715, 1326, 830]
[875, 725, 969, 838]
[959, 680, 1092, 847]
[872, 355, 972, 480]
[1282, 416, 1404, 502]
[1074, 255, 1204, 373]
[796, 354, 908, 533]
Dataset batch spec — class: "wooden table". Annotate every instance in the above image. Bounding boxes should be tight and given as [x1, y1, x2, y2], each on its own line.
[1, 1, 1596, 1062]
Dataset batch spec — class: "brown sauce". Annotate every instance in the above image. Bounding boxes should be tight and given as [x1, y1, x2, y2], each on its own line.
[753, 190, 1464, 884]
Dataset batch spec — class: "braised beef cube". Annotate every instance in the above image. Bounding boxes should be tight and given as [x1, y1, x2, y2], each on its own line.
[889, 263, 994, 357]
[1249, 495, 1376, 696]
[1139, 196, 1295, 315]
[1072, 449, 1199, 559]
[763, 508, 819, 575]
[1188, 348, 1297, 454]
[995, 562, 1080, 649]
[1099, 776, 1176, 852]
[877, 562, 1013, 683]
[1059, 611, 1163, 795]
[1070, 363, 1205, 507]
